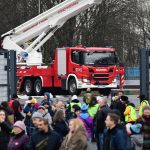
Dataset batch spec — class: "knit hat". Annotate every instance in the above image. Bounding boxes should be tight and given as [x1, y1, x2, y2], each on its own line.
[38, 106, 46, 110]
[81, 103, 88, 111]
[13, 121, 26, 131]
[32, 112, 44, 120]
[71, 95, 78, 100]
[121, 96, 128, 102]
[26, 97, 37, 104]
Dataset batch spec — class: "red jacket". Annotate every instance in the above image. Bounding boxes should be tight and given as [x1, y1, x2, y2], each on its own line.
[8, 99, 21, 113]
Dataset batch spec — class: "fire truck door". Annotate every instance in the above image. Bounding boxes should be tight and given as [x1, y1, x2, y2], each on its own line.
[57, 48, 66, 76]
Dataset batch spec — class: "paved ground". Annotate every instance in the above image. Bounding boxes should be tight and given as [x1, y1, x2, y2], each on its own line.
[18, 94, 140, 150]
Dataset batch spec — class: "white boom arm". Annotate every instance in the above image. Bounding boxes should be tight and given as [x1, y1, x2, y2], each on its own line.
[1, 0, 102, 65]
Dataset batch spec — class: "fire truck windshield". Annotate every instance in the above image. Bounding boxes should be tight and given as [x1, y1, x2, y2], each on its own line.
[83, 51, 117, 66]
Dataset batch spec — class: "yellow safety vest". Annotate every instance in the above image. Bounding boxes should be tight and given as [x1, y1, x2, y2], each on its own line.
[125, 105, 137, 122]
[70, 102, 81, 112]
[88, 104, 99, 118]
[139, 100, 149, 116]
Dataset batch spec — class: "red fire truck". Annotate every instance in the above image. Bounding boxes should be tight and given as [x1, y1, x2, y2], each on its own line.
[1, 0, 124, 96]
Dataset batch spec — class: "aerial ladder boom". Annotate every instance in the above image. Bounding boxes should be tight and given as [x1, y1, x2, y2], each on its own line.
[1, 0, 102, 65]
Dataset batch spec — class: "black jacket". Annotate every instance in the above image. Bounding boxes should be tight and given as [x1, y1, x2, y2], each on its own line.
[0, 121, 12, 149]
[110, 99, 119, 110]
[96, 105, 111, 133]
[113, 100, 126, 122]
[52, 120, 69, 140]
[27, 128, 61, 150]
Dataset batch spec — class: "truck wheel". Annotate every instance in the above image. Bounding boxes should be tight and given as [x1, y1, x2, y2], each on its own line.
[99, 88, 111, 96]
[68, 79, 77, 95]
[34, 78, 42, 96]
[24, 79, 33, 96]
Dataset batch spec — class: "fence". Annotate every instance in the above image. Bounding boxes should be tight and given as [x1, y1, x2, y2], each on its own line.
[125, 67, 140, 80]
[0, 50, 16, 103]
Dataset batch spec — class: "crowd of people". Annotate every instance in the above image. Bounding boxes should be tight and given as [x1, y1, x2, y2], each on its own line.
[0, 89, 149, 150]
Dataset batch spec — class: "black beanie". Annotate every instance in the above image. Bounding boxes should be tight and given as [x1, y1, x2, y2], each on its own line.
[121, 96, 128, 102]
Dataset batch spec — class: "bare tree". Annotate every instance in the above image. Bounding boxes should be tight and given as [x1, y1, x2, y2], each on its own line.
[0, 0, 149, 66]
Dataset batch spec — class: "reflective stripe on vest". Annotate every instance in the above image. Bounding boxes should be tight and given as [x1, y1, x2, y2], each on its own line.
[139, 100, 149, 116]
[88, 104, 99, 118]
[125, 106, 137, 122]
[70, 102, 81, 112]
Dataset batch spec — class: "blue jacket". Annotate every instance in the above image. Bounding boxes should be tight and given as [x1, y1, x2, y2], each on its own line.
[23, 104, 37, 127]
[104, 125, 131, 150]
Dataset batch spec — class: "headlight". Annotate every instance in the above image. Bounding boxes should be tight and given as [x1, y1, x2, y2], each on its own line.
[82, 79, 90, 83]
[112, 78, 117, 83]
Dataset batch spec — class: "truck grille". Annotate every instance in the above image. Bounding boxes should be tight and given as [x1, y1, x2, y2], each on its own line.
[94, 78, 108, 81]
[92, 74, 109, 78]
[92, 73, 109, 82]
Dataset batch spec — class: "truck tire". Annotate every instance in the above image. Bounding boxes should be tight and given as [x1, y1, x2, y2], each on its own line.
[68, 79, 81, 95]
[68, 79, 77, 95]
[34, 78, 42, 96]
[24, 79, 33, 96]
[99, 88, 111, 96]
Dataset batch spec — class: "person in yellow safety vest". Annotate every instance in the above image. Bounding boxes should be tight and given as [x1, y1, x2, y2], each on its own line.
[138, 95, 149, 117]
[124, 102, 137, 123]
[87, 96, 99, 119]
[69, 95, 82, 112]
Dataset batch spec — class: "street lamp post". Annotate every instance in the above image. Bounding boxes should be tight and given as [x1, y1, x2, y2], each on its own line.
[38, 0, 40, 14]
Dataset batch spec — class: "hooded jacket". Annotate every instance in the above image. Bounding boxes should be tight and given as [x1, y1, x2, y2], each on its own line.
[43, 92, 52, 104]
[79, 111, 93, 138]
[41, 109, 52, 127]
[41, 93, 53, 116]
